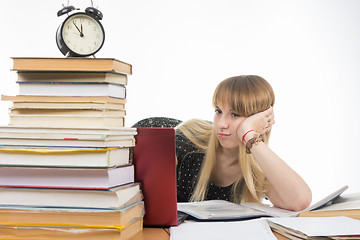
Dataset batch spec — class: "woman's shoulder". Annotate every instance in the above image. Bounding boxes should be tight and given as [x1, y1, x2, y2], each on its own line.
[175, 129, 198, 148]
[175, 129, 204, 159]
[175, 118, 212, 150]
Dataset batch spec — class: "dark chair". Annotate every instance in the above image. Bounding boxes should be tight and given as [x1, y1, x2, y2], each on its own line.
[132, 117, 182, 128]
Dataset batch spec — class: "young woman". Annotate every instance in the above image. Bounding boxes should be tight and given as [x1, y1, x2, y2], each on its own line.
[176, 75, 312, 211]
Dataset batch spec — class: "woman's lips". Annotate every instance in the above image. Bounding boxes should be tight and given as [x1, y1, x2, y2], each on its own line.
[218, 133, 230, 139]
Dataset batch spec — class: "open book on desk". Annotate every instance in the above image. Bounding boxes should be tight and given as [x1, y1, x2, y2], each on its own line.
[177, 185, 348, 221]
[312, 191, 360, 211]
[299, 191, 360, 220]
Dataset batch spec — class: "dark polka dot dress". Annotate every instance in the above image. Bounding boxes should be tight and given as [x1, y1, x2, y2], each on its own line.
[176, 130, 234, 202]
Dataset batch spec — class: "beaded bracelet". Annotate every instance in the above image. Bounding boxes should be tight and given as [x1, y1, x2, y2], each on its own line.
[245, 135, 265, 154]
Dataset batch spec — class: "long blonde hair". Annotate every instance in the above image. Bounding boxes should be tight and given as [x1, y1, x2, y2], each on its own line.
[177, 75, 275, 204]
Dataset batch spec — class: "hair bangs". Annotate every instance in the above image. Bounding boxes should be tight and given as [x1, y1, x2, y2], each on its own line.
[212, 76, 275, 117]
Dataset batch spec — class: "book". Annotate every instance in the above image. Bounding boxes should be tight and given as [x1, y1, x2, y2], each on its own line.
[177, 200, 271, 221]
[0, 125, 137, 135]
[0, 130, 135, 141]
[0, 218, 143, 240]
[0, 164, 134, 189]
[0, 201, 144, 229]
[0, 132, 134, 140]
[133, 127, 178, 226]
[0, 146, 131, 168]
[16, 71, 128, 85]
[0, 125, 136, 147]
[9, 114, 125, 127]
[2, 95, 127, 104]
[1, 94, 126, 110]
[0, 137, 135, 148]
[11, 101, 125, 110]
[10, 108, 126, 117]
[243, 185, 349, 217]
[18, 82, 126, 99]
[321, 192, 360, 210]
[177, 186, 349, 221]
[299, 192, 360, 220]
[0, 182, 142, 209]
[11, 57, 132, 75]
[299, 209, 360, 221]
[267, 217, 360, 240]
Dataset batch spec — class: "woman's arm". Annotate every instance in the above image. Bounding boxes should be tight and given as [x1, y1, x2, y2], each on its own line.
[238, 107, 312, 211]
[246, 140, 312, 211]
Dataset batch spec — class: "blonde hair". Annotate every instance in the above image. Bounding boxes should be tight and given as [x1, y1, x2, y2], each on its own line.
[177, 75, 275, 204]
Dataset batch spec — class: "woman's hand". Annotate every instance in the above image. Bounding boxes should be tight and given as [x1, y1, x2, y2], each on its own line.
[237, 106, 275, 142]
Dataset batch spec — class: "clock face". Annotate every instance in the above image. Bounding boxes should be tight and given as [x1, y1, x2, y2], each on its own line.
[59, 13, 105, 56]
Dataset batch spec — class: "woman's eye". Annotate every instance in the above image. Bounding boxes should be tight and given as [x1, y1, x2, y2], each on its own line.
[231, 112, 241, 117]
[215, 108, 222, 114]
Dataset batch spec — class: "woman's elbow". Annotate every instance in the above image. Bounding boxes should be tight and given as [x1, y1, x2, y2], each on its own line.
[291, 190, 312, 212]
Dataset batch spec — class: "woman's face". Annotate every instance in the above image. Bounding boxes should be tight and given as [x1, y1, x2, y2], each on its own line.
[213, 102, 246, 150]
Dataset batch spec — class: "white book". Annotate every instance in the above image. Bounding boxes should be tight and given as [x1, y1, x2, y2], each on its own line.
[0, 146, 131, 168]
[0, 126, 136, 147]
[316, 192, 360, 211]
[10, 109, 126, 117]
[18, 82, 126, 99]
[0, 138, 135, 148]
[0, 131, 135, 140]
[9, 115, 125, 128]
[12, 102, 125, 110]
[0, 183, 142, 209]
[0, 125, 137, 135]
[177, 186, 349, 220]
[16, 71, 128, 85]
[0, 165, 134, 189]
[242, 185, 349, 217]
[177, 200, 268, 220]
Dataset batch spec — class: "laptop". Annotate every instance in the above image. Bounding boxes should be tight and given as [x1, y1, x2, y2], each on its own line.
[133, 127, 178, 226]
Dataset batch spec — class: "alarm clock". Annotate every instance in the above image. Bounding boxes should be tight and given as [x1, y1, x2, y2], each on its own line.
[56, 6, 105, 57]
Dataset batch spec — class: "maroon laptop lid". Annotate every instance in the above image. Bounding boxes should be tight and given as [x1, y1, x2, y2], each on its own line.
[133, 127, 178, 226]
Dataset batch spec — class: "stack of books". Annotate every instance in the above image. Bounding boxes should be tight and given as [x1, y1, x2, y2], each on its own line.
[0, 57, 144, 239]
[3, 57, 131, 127]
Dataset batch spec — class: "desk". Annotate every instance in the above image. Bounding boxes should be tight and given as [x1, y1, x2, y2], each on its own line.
[130, 228, 170, 240]
[9, 210, 354, 239]
[130, 208, 360, 240]
[130, 227, 287, 240]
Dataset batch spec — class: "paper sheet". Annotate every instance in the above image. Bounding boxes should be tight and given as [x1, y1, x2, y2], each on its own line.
[170, 218, 277, 240]
[268, 216, 360, 237]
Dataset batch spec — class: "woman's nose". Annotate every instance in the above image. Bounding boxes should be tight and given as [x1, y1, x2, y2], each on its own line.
[219, 116, 229, 129]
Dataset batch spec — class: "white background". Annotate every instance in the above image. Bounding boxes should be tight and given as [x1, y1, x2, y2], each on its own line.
[1, 0, 359, 203]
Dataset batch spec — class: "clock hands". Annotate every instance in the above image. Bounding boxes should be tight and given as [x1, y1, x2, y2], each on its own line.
[72, 21, 81, 33]
[72, 21, 84, 37]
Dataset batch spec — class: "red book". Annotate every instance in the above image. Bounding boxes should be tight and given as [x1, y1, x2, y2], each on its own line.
[133, 128, 178, 226]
